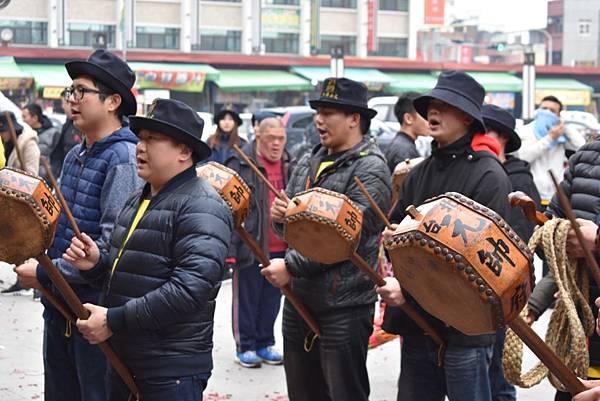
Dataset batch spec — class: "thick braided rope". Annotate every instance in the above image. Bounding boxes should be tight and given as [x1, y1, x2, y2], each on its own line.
[503, 218, 593, 390]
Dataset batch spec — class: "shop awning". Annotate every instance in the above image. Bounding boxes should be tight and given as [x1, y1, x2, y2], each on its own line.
[291, 66, 392, 90]
[18, 64, 71, 98]
[467, 72, 522, 92]
[0, 57, 33, 90]
[215, 69, 313, 93]
[385, 72, 437, 94]
[535, 78, 593, 106]
[129, 62, 220, 92]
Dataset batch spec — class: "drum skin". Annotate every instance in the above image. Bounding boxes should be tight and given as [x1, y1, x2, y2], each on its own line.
[391, 157, 423, 205]
[385, 192, 535, 336]
[0, 167, 61, 264]
[196, 162, 251, 227]
[284, 188, 362, 265]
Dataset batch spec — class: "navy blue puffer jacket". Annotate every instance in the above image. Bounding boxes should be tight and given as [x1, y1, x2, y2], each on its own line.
[83, 167, 233, 379]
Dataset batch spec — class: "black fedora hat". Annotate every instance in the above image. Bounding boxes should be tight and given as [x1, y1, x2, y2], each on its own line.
[129, 98, 211, 161]
[65, 49, 137, 116]
[309, 77, 377, 119]
[0, 111, 22, 133]
[214, 106, 243, 127]
[413, 71, 486, 133]
[482, 104, 521, 153]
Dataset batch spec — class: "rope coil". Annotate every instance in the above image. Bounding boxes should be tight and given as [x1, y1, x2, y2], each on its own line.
[503, 218, 594, 390]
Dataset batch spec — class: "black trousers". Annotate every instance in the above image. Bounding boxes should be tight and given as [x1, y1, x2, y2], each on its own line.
[282, 301, 374, 401]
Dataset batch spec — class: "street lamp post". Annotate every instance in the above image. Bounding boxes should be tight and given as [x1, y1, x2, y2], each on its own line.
[330, 45, 344, 78]
[522, 46, 536, 120]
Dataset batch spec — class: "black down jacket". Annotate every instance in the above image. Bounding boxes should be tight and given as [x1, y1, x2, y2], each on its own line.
[385, 133, 513, 347]
[273, 138, 392, 313]
[82, 166, 233, 379]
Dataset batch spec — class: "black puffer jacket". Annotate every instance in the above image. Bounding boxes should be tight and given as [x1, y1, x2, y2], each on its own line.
[504, 155, 541, 242]
[273, 138, 392, 313]
[383, 131, 420, 173]
[82, 167, 233, 379]
[385, 133, 513, 347]
[531, 140, 600, 365]
[225, 141, 291, 268]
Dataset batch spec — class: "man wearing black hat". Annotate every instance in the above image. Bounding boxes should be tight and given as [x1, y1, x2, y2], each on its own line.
[379, 71, 513, 401]
[64, 98, 233, 401]
[482, 104, 540, 401]
[264, 77, 391, 401]
[13, 49, 141, 401]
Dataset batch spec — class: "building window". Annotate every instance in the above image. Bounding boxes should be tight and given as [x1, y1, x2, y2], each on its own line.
[321, 0, 357, 8]
[67, 23, 116, 48]
[271, 0, 300, 4]
[579, 19, 591, 36]
[136, 27, 180, 49]
[379, 0, 408, 11]
[369, 37, 407, 57]
[319, 35, 356, 56]
[263, 32, 299, 54]
[0, 20, 47, 45]
[197, 30, 241, 52]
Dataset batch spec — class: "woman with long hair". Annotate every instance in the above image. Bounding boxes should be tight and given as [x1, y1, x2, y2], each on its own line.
[208, 107, 245, 164]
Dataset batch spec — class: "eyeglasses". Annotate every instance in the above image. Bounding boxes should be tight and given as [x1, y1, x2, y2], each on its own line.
[63, 85, 106, 102]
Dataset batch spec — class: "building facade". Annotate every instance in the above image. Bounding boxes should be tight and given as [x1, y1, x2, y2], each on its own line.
[0, 0, 418, 59]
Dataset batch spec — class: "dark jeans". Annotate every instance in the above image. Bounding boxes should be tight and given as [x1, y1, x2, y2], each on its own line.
[43, 314, 107, 401]
[489, 328, 516, 401]
[282, 301, 374, 401]
[107, 367, 210, 401]
[232, 251, 284, 352]
[398, 335, 494, 401]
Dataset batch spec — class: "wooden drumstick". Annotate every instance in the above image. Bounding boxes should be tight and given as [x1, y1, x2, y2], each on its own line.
[40, 157, 83, 239]
[354, 177, 394, 230]
[36, 254, 140, 398]
[508, 191, 548, 225]
[234, 227, 321, 337]
[509, 317, 585, 394]
[4, 111, 25, 170]
[549, 170, 600, 286]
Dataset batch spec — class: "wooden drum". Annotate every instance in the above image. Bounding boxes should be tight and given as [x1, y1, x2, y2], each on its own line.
[196, 161, 251, 227]
[284, 188, 362, 264]
[391, 157, 423, 205]
[0, 167, 61, 264]
[385, 192, 535, 336]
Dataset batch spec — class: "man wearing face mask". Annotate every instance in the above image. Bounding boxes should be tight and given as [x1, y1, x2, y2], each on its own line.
[517, 95, 585, 207]
[225, 116, 289, 368]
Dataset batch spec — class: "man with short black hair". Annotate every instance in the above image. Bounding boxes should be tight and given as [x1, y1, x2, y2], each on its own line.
[22, 103, 62, 180]
[384, 91, 429, 172]
[264, 77, 391, 401]
[517, 95, 585, 206]
[14, 49, 141, 401]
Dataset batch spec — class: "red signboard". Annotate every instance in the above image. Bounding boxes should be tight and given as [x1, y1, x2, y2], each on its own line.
[367, 0, 377, 53]
[459, 45, 473, 64]
[424, 0, 445, 25]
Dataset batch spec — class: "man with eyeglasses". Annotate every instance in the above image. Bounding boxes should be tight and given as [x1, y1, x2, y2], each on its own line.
[13, 49, 142, 401]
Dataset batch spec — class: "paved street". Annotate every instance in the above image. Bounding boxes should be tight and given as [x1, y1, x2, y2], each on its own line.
[0, 262, 556, 400]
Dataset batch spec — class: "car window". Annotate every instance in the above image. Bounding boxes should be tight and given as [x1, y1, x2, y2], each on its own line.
[291, 115, 314, 129]
[371, 104, 390, 121]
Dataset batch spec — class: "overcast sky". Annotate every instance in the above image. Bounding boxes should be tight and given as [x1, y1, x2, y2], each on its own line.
[446, 0, 549, 32]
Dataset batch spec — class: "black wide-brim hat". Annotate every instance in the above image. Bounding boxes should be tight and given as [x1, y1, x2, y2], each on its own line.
[129, 98, 211, 161]
[214, 107, 243, 127]
[413, 71, 486, 133]
[309, 77, 377, 119]
[482, 104, 521, 153]
[65, 49, 137, 116]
